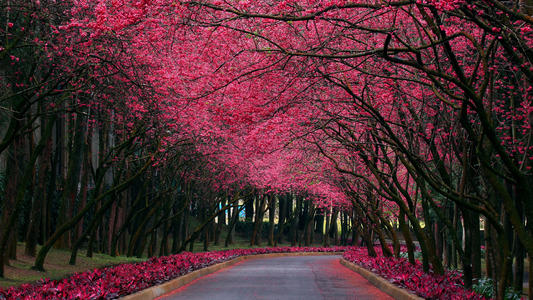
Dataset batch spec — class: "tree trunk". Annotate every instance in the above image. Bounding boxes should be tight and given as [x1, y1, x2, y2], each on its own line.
[323, 209, 330, 247]
[290, 196, 301, 247]
[316, 212, 324, 243]
[362, 224, 377, 257]
[225, 199, 244, 247]
[2, 134, 23, 263]
[57, 112, 86, 249]
[304, 202, 315, 246]
[127, 201, 160, 257]
[276, 194, 287, 245]
[75, 143, 90, 242]
[0, 114, 56, 276]
[171, 198, 182, 253]
[23, 113, 38, 257]
[245, 194, 254, 222]
[34, 156, 150, 270]
[107, 201, 118, 254]
[268, 195, 276, 246]
[25, 117, 52, 256]
[159, 210, 170, 257]
[250, 195, 266, 246]
[399, 210, 416, 264]
[330, 207, 339, 246]
[203, 207, 211, 252]
[214, 197, 225, 246]
[351, 211, 361, 246]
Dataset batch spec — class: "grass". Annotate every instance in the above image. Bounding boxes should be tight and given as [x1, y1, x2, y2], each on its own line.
[0, 243, 145, 289]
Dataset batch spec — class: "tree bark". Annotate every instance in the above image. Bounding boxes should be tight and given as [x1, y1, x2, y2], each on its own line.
[290, 195, 301, 246]
[304, 202, 315, 246]
[250, 195, 267, 246]
[323, 208, 330, 247]
[276, 194, 287, 245]
[225, 198, 245, 247]
[0, 113, 56, 276]
[268, 195, 276, 246]
[33, 155, 151, 271]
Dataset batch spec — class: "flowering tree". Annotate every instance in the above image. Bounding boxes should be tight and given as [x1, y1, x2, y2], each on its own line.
[167, 1, 532, 296]
[0, 0, 532, 298]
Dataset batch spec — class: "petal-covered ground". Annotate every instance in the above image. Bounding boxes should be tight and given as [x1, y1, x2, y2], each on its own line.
[0, 247, 347, 299]
[343, 248, 485, 299]
[0, 246, 486, 299]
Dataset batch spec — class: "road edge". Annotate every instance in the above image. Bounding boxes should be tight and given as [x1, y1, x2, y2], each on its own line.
[120, 251, 343, 300]
[339, 258, 424, 300]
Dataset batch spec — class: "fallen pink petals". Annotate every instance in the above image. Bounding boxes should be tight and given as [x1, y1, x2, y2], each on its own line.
[0, 246, 487, 299]
[0, 247, 347, 299]
[343, 248, 485, 299]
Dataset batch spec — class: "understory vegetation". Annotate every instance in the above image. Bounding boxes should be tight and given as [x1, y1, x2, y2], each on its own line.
[1, 0, 532, 299]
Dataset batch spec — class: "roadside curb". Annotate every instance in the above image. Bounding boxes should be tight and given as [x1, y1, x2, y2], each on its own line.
[121, 252, 343, 300]
[339, 258, 424, 300]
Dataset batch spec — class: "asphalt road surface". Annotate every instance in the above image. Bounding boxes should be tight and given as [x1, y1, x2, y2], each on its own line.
[158, 255, 392, 300]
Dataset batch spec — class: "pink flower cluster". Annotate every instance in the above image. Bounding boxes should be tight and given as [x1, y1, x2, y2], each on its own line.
[0, 246, 349, 299]
[343, 248, 484, 299]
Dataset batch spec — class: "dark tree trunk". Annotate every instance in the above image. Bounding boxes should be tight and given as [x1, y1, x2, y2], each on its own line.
[225, 199, 244, 247]
[171, 198, 182, 253]
[245, 194, 254, 222]
[276, 194, 287, 245]
[159, 214, 170, 257]
[329, 207, 339, 246]
[75, 142, 90, 243]
[351, 212, 361, 246]
[107, 201, 118, 254]
[323, 209, 330, 247]
[148, 229, 157, 258]
[127, 201, 160, 257]
[25, 118, 52, 256]
[340, 210, 348, 246]
[203, 218, 211, 252]
[362, 224, 377, 257]
[290, 196, 301, 247]
[57, 112, 86, 249]
[268, 195, 276, 246]
[214, 197, 225, 246]
[399, 210, 416, 264]
[304, 202, 315, 246]
[2, 134, 23, 263]
[250, 195, 266, 246]
[471, 212, 482, 280]
[315, 212, 324, 243]
[0, 113, 57, 275]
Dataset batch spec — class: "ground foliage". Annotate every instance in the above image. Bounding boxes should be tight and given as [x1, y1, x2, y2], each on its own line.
[0, 247, 348, 299]
[343, 248, 485, 299]
[0, 246, 490, 299]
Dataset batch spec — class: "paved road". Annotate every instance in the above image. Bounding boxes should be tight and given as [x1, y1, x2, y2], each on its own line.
[158, 255, 392, 300]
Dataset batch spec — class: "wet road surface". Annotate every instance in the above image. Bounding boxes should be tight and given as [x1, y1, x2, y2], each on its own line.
[158, 255, 392, 300]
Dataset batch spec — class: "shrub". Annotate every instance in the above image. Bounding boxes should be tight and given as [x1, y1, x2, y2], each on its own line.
[472, 278, 522, 300]
[343, 248, 485, 299]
